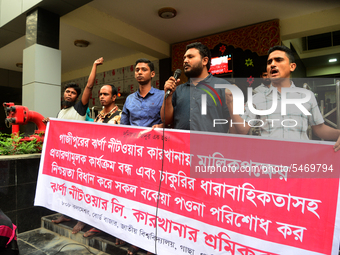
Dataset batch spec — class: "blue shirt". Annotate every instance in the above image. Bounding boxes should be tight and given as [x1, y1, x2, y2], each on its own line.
[121, 87, 164, 127]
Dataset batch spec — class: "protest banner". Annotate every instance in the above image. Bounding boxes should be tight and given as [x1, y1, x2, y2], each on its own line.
[35, 118, 340, 255]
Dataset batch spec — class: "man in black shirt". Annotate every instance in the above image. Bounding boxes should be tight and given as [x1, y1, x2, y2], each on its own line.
[161, 42, 229, 133]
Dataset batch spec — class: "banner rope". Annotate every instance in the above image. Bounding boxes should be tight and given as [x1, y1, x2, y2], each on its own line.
[153, 98, 167, 254]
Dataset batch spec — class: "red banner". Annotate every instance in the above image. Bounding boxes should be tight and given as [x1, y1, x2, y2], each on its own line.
[35, 118, 340, 255]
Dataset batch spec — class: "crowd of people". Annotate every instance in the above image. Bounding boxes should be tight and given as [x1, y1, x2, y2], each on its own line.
[37, 42, 340, 255]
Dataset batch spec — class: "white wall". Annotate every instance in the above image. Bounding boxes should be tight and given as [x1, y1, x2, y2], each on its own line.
[0, 0, 42, 27]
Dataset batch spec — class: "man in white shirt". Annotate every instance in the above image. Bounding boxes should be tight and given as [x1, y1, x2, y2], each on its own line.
[43, 57, 103, 234]
[226, 45, 340, 151]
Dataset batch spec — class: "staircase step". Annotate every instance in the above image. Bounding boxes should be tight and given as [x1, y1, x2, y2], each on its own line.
[41, 213, 147, 255]
[18, 228, 110, 255]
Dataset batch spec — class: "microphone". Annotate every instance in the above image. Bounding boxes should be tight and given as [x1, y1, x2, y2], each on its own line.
[165, 69, 182, 99]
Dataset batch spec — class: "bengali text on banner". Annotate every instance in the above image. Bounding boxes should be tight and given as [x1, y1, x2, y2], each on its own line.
[35, 118, 340, 255]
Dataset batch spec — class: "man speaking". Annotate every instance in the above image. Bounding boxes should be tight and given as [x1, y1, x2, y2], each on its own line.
[161, 42, 229, 133]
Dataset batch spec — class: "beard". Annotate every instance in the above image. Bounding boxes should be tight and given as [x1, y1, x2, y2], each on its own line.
[61, 100, 76, 108]
[136, 75, 151, 86]
[184, 63, 204, 78]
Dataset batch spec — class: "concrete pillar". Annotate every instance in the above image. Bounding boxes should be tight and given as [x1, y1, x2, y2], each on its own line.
[22, 8, 61, 118]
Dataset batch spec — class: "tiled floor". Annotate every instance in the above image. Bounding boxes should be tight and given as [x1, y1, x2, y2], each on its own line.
[18, 228, 109, 255]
